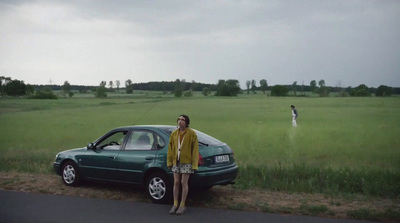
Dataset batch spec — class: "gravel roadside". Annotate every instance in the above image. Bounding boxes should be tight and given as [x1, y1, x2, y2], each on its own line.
[0, 172, 398, 221]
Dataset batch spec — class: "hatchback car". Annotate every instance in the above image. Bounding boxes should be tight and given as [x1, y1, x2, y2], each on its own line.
[54, 125, 238, 203]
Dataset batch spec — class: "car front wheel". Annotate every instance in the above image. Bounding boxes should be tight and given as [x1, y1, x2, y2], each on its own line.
[62, 161, 80, 186]
[146, 172, 171, 204]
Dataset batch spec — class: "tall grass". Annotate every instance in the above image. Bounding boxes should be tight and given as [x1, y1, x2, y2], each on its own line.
[1, 95, 399, 196]
[237, 163, 400, 197]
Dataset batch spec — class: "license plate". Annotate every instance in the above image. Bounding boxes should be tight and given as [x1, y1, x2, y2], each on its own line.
[215, 155, 229, 163]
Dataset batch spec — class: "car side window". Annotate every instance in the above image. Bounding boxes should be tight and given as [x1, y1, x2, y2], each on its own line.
[98, 131, 127, 150]
[125, 131, 154, 151]
[155, 134, 165, 149]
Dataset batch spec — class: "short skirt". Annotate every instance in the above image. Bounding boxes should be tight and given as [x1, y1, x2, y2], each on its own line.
[172, 163, 194, 174]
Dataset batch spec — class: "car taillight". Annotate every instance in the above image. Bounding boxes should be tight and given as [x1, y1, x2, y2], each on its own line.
[198, 153, 204, 166]
[229, 146, 235, 157]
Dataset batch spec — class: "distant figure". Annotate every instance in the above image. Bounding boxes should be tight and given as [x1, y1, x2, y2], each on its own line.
[291, 105, 298, 127]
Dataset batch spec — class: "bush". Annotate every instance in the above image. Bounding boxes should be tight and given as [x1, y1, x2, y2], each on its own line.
[202, 87, 211, 96]
[271, 85, 288, 96]
[184, 90, 193, 97]
[215, 79, 241, 96]
[174, 89, 182, 97]
[350, 84, 371, 97]
[28, 88, 58, 99]
[95, 86, 107, 98]
[376, 85, 392, 97]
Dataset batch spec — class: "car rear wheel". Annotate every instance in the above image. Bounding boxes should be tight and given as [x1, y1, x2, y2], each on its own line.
[62, 161, 80, 186]
[146, 172, 171, 204]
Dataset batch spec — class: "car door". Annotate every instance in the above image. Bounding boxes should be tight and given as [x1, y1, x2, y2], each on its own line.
[80, 131, 128, 181]
[115, 130, 159, 184]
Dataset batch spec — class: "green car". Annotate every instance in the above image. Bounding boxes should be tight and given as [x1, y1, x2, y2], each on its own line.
[54, 125, 238, 203]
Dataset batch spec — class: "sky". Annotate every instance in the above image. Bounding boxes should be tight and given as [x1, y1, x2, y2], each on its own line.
[1, 0, 399, 88]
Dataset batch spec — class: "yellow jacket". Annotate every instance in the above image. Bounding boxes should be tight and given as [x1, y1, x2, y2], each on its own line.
[167, 128, 199, 170]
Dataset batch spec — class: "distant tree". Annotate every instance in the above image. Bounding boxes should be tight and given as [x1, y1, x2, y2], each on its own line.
[100, 81, 107, 87]
[271, 85, 288, 96]
[346, 86, 352, 95]
[202, 87, 211, 96]
[5, 79, 26, 97]
[109, 81, 114, 90]
[174, 79, 183, 97]
[310, 80, 317, 93]
[317, 79, 329, 97]
[125, 79, 133, 94]
[0, 76, 11, 96]
[125, 79, 132, 87]
[318, 79, 325, 87]
[116, 80, 121, 92]
[318, 87, 329, 97]
[0, 77, 4, 97]
[350, 84, 371, 97]
[0, 76, 3, 96]
[246, 80, 251, 94]
[300, 81, 305, 96]
[68, 91, 74, 98]
[376, 85, 392, 97]
[190, 80, 197, 91]
[181, 79, 186, 91]
[335, 80, 347, 97]
[215, 79, 241, 96]
[95, 86, 107, 98]
[251, 79, 257, 94]
[259, 79, 268, 94]
[62, 81, 71, 96]
[292, 81, 297, 96]
[26, 84, 34, 96]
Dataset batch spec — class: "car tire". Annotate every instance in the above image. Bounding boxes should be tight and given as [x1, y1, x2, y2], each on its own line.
[62, 161, 81, 186]
[146, 172, 171, 204]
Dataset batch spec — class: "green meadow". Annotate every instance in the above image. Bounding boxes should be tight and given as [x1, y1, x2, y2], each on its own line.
[1, 93, 399, 197]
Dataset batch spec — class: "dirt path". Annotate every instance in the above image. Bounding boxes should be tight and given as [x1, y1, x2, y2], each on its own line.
[1, 172, 398, 221]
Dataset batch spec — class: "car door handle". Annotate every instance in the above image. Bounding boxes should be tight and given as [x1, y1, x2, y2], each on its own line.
[109, 156, 116, 159]
[145, 156, 154, 160]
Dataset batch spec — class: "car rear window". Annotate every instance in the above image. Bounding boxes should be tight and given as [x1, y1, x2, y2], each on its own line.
[160, 126, 224, 146]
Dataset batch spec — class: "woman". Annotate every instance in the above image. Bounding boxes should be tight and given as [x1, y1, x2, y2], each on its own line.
[291, 105, 298, 127]
[167, 114, 199, 215]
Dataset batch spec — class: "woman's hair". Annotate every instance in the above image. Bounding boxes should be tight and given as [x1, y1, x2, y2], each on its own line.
[177, 114, 190, 127]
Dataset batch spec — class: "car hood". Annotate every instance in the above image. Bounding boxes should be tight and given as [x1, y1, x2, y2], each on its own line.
[57, 147, 86, 156]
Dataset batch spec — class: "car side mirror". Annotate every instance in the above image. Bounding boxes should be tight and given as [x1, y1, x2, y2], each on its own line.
[87, 143, 94, 150]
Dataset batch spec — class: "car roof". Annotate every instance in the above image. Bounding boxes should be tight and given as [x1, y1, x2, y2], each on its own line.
[111, 125, 176, 131]
[108, 125, 224, 146]
[115, 125, 174, 128]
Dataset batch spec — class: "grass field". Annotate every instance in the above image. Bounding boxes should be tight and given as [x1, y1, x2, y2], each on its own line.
[1, 93, 399, 197]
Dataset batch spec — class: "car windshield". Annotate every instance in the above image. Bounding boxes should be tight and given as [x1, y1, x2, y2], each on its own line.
[160, 126, 224, 146]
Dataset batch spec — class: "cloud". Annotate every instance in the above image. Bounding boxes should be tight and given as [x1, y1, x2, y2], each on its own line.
[0, 0, 399, 87]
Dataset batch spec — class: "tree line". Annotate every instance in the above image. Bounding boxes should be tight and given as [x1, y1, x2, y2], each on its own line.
[1, 76, 398, 99]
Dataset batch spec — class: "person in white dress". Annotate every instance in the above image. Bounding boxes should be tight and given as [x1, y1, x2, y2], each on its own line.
[291, 105, 298, 127]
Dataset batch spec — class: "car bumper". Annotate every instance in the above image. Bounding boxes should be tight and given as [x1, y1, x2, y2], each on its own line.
[190, 164, 239, 187]
[53, 162, 61, 176]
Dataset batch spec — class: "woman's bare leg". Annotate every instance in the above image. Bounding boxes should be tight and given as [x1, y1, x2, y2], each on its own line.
[173, 173, 181, 205]
[180, 173, 190, 207]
